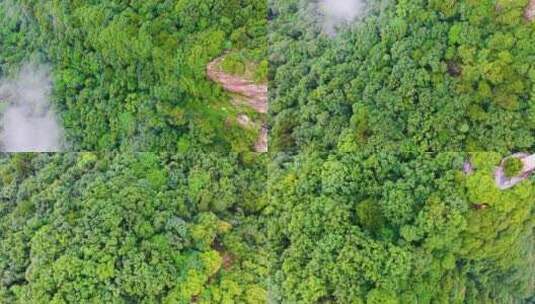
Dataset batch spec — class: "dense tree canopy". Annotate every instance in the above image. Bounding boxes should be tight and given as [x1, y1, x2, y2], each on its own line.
[2, 1, 534, 303]
[0, 0, 267, 151]
[268, 152, 535, 303]
[0, 152, 267, 303]
[269, 0, 535, 153]
[267, 2, 535, 300]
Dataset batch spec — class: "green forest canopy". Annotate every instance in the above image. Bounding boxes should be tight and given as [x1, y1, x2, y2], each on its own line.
[1, 0, 534, 303]
[269, 0, 535, 153]
[0, 0, 267, 151]
[0, 152, 267, 303]
[267, 2, 535, 300]
[268, 152, 535, 303]
[0, 153, 533, 304]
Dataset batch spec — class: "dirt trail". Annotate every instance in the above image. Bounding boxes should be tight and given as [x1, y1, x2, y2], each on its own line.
[207, 56, 268, 152]
[526, 0, 535, 21]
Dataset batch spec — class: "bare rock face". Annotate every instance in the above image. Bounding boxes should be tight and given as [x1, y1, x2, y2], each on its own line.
[207, 56, 268, 152]
[236, 114, 251, 128]
[254, 125, 268, 153]
[206, 57, 267, 114]
[526, 0, 535, 21]
[495, 153, 535, 190]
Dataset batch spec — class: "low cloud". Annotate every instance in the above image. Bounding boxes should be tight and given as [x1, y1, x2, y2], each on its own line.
[318, 0, 367, 35]
[0, 63, 64, 152]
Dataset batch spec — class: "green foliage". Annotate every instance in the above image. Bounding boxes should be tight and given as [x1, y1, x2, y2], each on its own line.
[270, 0, 535, 153]
[504, 157, 524, 177]
[0, 152, 267, 303]
[220, 51, 268, 84]
[356, 199, 385, 234]
[0, 0, 267, 151]
[266, 2, 535, 299]
[221, 53, 247, 76]
[268, 152, 535, 303]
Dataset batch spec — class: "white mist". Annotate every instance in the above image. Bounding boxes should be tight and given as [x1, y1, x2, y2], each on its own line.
[0, 63, 64, 152]
[319, 0, 366, 34]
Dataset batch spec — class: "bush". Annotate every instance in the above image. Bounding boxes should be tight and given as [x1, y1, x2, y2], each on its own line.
[503, 157, 524, 178]
[221, 53, 247, 75]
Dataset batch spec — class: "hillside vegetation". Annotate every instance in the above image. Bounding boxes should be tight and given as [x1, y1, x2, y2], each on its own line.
[0, 0, 266, 151]
[0, 152, 267, 303]
[270, 0, 535, 153]
[268, 152, 535, 303]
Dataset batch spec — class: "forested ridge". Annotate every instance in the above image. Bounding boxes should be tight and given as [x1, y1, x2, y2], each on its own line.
[0, 0, 266, 151]
[268, 152, 535, 303]
[0, 152, 267, 303]
[1, 1, 535, 303]
[267, 2, 535, 301]
[269, 0, 535, 153]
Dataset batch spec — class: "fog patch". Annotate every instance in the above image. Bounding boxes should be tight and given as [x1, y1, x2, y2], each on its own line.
[0, 63, 64, 152]
[318, 0, 367, 35]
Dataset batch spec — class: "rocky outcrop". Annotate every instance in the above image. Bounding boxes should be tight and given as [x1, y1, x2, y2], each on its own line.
[207, 57, 267, 114]
[254, 125, 268, 153]
[207, 56, 268, 152]
[495, 153, 535, 190]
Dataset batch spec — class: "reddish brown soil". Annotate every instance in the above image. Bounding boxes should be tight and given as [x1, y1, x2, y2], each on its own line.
[207, 57, 268, 114]
[207, 56, 268, 152]
[222, 252, 235, 270]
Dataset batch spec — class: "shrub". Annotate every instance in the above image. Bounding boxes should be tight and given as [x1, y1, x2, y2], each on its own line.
[503, 157, 523, 177]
